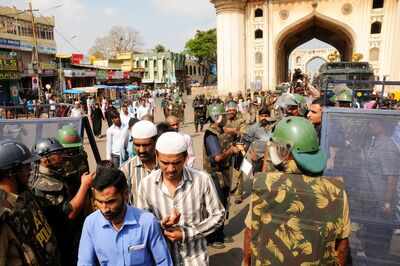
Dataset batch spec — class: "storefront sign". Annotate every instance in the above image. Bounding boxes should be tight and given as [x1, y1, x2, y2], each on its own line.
[0, 38, 20, 50]
[40, 62, 57, 70]
[64, 69, 96, 77]
[0, 58, 18, 71]
[7, 40, 57, 55]
[72, 53, 84, 65]
[0, 72, 20, 80]
[108, 70, 124, 80]
[96, 70, 107, 80]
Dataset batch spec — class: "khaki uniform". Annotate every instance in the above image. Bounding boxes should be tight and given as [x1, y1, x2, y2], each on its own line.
[224, 116, 247, 199]
[0, 189, 60, 266]
[247, 165, 351, 266]
[31, 162, 88, 266]
[203, 125, 231, 189]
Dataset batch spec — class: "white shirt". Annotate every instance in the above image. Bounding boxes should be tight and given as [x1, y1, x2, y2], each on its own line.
[180, 132, 196, 168]
[137, 105, 150, 120]
[106, 124, 123, 159]
[120, 112, 132, 128]
[49, 99, 56, 111]
[70, 107, 84, 118]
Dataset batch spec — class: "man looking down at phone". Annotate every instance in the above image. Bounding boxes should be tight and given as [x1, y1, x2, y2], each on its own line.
[137, 132, 225, 266]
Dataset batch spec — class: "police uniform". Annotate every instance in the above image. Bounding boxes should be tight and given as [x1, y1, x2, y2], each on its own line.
[246, 163, 351, 266]
[193, 97, 207, 131]
[0, 189, 61, 266]
[224, 115, 247, 200]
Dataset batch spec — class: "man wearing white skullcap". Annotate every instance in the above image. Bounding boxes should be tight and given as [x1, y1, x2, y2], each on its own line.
[166, 115, 196, 168]
[137, 132, 225, 266]
[119, 120, 159, 205]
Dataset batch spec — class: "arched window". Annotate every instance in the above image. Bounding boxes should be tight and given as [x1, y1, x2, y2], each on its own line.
[371, 21, 382, 34]
[186, 66, 189, 74]
[255, 8, 263, 18]
[255, 52, 263, 64]
[372, 0, 384, 9]
[255, 29, 263, 39]
[145, 60, 148, 68]
[369, 47, 380, 61]
[189, 66, 193, 75]
[296, 56, 301, 64]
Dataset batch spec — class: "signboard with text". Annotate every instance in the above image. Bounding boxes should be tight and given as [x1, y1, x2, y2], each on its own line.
[0, 58, 18, 71]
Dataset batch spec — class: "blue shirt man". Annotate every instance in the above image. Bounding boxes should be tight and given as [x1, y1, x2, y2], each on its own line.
[78, 165, 172, 266]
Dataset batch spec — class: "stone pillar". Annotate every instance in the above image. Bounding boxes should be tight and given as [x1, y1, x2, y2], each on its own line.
[211, 0, 246, 95]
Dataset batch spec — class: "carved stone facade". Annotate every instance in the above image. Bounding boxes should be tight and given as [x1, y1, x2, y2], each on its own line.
[210, 0, 400, 94]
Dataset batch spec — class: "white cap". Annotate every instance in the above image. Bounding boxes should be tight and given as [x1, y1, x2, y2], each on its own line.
[156, 132, 187, 154]
[131, 120, 157, 139]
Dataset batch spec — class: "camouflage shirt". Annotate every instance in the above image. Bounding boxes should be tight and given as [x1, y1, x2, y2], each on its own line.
[248, 166, 351, 266]
[0, 189, 61, 266]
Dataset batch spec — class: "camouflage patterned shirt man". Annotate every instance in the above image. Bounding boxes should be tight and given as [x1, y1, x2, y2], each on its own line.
[0, 189, 61, 266]
[246, 162, 351, 266]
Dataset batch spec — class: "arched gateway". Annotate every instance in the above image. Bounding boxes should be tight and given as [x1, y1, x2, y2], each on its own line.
[210, 0, 400, 95]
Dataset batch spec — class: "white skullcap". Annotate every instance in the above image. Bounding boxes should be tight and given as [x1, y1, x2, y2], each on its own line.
[156, 132, 187, 154]
[131, 120, 157, 139]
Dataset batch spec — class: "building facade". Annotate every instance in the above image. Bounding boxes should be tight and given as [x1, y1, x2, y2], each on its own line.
[133, 52, 186, 89]
[210, 0, 400, 94]
[0, 6, 57, 103]
[289, 47, 337, 78]
[185, 55, 212, 86]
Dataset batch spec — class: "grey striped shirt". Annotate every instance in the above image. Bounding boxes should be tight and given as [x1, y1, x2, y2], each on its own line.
[120, 156, 158, 205]
[137, 167, 225, 266]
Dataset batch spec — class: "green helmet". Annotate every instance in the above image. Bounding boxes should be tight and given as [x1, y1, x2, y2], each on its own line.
[57, 125, 82, 148]
[336, 90, 352, 102]
[272, 117, 326, 174]
[208, 104, 226, 122]
[293, 94, 306, 105]
[226, 100, 238, 110]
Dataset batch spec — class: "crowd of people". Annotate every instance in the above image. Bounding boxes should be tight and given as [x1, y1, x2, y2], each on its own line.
[1, 70, 400, 266]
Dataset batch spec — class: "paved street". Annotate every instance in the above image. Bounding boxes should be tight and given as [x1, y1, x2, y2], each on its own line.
[83, 95, 248, 266]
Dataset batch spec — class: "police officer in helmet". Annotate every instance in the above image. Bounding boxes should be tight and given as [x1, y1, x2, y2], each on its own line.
[243, 117, 351, 266]
[203, 103, 241, 248]
[0, 139, 61, 266]
[31, 137, 94, 266]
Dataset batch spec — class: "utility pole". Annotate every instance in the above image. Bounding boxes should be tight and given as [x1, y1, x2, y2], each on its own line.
[28, 0, 42, 101]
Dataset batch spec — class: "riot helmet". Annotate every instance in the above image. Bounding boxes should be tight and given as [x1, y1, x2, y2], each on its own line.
[32, 138, 64, 157]
[0, 139, 35, 171]
[208, 104, 226, 123]
[56, 125, 82, 148]
[270, 116, 327, 174]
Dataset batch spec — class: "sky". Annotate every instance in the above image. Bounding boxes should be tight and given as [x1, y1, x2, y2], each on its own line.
[2, 0, 216, 54]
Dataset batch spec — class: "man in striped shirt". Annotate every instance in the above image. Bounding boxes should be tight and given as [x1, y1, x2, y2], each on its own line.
[137, 132, 225, 265]
[120, 120, 159, 205]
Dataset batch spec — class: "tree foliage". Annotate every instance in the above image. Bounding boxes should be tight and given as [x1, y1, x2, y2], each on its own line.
[185, 29, 217, 64]
[153, 44, 167, 53]
[185, 29, 217, 85]
[89, 26, 142, 58]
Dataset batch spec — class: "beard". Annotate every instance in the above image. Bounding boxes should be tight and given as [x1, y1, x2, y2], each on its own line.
[101, 202, 126, 221]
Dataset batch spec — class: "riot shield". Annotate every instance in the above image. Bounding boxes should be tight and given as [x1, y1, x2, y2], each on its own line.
[321, 107, 400, 265]
[0, 117, 82, 149]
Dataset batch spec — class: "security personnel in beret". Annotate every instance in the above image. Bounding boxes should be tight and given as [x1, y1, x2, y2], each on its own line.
[31, 137, 94, 266]
[0, 139, 61, 266]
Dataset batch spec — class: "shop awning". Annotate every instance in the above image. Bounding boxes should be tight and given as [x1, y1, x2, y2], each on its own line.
[63, 89, 83, 94]
[126, 85, 140, 90]
[74, 87, 98, 93]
